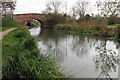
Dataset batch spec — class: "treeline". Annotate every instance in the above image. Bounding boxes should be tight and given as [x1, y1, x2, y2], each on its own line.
[45, 13, 120, 27]
[43, 0, 120, 27]
[43, 0, 120, 40]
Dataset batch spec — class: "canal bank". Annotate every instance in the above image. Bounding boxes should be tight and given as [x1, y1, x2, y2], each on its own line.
[54, 24, 120, 41]
[2, 26, 64, 79]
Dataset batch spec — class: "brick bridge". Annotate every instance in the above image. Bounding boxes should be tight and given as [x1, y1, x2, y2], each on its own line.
[13, 13, 46, 27]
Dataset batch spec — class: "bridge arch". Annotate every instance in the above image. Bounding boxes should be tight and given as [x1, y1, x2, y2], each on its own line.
[13, 13, 46, 28]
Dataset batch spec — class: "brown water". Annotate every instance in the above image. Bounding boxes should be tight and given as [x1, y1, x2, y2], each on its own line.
[29, 27, 119, 79]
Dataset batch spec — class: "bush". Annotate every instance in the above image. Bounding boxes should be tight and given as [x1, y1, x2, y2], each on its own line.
[14, 30, 28, 38]
[45, 13, 66, 27]
[114, 24, 120, 40]
[107, 16, 120, 25]
[23, 37, 37, 50]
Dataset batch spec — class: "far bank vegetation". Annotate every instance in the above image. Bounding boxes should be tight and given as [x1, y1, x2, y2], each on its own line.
[43, 0, 120, 40]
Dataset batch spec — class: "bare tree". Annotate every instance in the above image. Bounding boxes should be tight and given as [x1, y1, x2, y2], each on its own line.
[96, 1, 120, 17]
[44, 0, 62, 14]
[75, 1, 89, 21]
[96, 1, 101, 16]
[1, 0, 16, 18]
[70, 6, 77, 19]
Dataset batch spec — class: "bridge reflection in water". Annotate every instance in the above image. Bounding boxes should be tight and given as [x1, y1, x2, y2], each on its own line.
[29, 27, 41, 36]
[29, 27, 119, 79]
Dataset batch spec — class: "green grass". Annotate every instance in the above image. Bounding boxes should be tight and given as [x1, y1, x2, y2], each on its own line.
[2, 26, 64, 79]
[2, 17, 20, 31]
[54, 24, 119, 39]
[54, 24, 99, 36]
[108, 24, 119, 29]
[0, 39, 1, 79]
[0, 18, 2, 32]
[66, 30, 92, 36]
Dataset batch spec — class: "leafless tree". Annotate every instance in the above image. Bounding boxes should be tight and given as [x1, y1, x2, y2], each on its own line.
[44, 0, 62, 14]
[1, 0, 16, 18]
[70, 6, 77, 19]
[75, 1, 89, 21]
[96, 1, 120, 17]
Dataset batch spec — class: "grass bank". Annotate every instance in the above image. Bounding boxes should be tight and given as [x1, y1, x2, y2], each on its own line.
[2, 26, 64, 79]
[108, 24, 119, 29]
[0, 18, 2, 32]
[54, 24, 120, 40]
[2, 17, 20, 31]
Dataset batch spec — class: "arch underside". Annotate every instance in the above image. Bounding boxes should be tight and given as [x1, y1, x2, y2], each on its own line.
[26, 19, 44, 28]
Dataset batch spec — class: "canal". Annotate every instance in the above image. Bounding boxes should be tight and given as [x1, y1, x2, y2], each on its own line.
[29, 27, 119, 79]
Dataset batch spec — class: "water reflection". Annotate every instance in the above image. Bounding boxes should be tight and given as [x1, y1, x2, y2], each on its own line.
[38, 29, 97, 62]
[29, 27, 41, 36]
[93, 41, 119, 79]
[29, 28, 119, 78]
[71, 36, 98, 58]
[37, 29, 67, 63]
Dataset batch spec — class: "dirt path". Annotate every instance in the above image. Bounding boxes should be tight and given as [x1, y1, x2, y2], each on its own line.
[0, 28, 17, 40]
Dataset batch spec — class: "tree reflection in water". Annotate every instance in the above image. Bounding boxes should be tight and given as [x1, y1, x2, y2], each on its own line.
[38, 29, 67, 63]
[72, 36, 89, 57]
[71, 35, 98, 58]
[93, 41, 119, 80]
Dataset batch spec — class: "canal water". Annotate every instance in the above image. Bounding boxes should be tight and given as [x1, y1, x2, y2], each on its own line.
[29, 27, 119, 79]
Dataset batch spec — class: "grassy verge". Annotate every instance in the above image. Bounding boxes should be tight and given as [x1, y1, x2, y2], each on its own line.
[2, 26, 64, 79]
[0, 40, 2, 79]
[54, 24, 95, 36]
[0, 18, 2, 32]
[108, 24, 118, 29]
[54, 24, 120, 40]
[2, 17, 20, 32]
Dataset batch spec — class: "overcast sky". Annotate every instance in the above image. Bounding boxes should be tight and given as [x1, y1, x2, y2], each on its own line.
[14, 0, 118, 15]
[14, 0, 97, 14]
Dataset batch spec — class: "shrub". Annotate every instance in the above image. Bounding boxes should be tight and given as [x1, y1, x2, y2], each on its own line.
[23, 37, 37, 50]
[107, 15, 120, 25]
[45, 13, 66, 27]
[30, 48, 40, 58]
[14, 30, 28, 38]
[114, 24, 120, 40]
